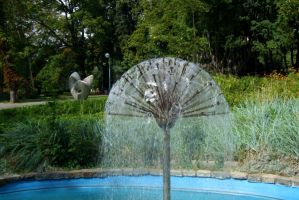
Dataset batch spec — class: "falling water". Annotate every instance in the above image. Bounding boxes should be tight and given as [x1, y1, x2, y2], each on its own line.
[103, 57, 233, 200]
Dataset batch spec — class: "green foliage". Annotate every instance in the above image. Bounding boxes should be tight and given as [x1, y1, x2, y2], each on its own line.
[233, 99, 299, 160]
[277, 0, 299, 33]
[214, 71, 299, 106]
[0, 118, 103, 171]
[0, 97, 107, 130]
[31, 0, 111, 79]
[123, 0, 209, 65]
[0, 97, 107, 172]
[214, 74, 262, 106]
[172, 116, 234, 170]
[36, 51, 77, 95]
[199, 0, 299, 73]
[250, 19, 291, 67]
[1, 70, 299, 174]
[0, 159, 7, 175]
[2, 0, 299, 102]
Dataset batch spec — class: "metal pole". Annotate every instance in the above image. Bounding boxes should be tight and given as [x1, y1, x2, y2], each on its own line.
[163, 127, 170, 200]
[108, 57, 111, 92]
[105, 53, 111, 92]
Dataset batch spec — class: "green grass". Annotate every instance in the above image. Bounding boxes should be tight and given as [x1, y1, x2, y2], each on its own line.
[0, 96, 107, 130]
[0, 97, 107, 172]
[233, 99, 299, 159]
[1, 118, 104, 172]
[232, 98, 299, 175]
[1, 72, 299, 174]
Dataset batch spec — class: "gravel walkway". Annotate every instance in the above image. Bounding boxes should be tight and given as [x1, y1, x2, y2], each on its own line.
[0, 101, 47, 110]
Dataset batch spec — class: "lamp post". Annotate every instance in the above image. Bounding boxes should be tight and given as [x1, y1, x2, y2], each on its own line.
[105, 53, 111, 92]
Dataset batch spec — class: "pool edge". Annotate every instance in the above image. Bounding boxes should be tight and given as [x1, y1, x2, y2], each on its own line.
[1, 168, 299, 188]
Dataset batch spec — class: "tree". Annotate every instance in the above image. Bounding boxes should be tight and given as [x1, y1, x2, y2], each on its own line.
[198, 0, 297, 74]
[103, 0, 141, 81]
[123, 0, 209, 66]
[250, 19, 291, 72]
[36, 48, 76, 94]
[31, 1, 110, 75]
[0, 0, 35, 102]
[277, 0, 299, 68]
[0, 36, 22, 102]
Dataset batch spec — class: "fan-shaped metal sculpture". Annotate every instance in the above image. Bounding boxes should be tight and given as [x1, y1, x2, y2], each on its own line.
[105, 57, 229, 200]
[69, 72, 93, 100]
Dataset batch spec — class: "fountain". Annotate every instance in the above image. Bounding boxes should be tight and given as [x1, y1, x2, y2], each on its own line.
[105, 57, 230, 200]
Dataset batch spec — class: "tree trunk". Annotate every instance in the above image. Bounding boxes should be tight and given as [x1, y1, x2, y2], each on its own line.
[77, 52, 86, 77]
[163, 127, 170, 200]
[290, 48, 294, 66]
[9, 88, 17, 103]
[283, 54, 288, 73]
[269, 50, 274, 72]
[28, 57, 35, 90]
[296, 42, 299, 68]
[80, 57, 86, 77]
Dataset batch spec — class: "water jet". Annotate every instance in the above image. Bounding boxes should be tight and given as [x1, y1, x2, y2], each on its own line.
[105, 57, 229, 200]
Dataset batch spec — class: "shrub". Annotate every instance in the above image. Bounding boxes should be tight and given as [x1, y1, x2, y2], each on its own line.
[0, 159, 7, 175]
[214, 74, 263, 106]
[0, 97, 107, 131]
[214, 70, 299, 107]
[0, 97, 106, 172]
[0, 118, 103, 171]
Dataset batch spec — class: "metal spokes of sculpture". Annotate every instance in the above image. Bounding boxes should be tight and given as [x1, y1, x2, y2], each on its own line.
[105, 57, 229, 200]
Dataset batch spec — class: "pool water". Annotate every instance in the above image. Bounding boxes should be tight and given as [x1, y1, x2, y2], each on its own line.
[0, 176, 298, 200]
[0, 187, 276, 200]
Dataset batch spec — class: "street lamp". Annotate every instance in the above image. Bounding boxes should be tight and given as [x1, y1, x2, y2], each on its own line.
[105, 53, 111, 92]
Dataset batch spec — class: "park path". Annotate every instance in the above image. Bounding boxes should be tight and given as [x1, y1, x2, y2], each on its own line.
[0, 101, 47, 110]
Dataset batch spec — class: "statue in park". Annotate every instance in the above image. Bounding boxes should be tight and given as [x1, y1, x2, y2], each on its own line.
[69, 72, 93, 100]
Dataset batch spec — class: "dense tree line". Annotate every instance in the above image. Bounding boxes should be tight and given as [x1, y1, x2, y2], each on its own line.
[0, 0, 298, 102]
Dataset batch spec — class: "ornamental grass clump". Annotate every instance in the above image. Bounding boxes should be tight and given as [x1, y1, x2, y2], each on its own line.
[0, 119, 103, 172]
[233, 99, 299, 161]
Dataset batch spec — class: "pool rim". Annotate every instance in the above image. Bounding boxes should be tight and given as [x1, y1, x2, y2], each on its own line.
[1, 168, 298, 188]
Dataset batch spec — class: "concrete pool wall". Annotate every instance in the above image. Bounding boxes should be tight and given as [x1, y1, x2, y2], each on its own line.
[1, 168, 299, 187]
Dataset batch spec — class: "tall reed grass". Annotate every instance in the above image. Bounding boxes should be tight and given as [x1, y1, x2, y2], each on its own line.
[232, 99, 299, 159]
[0, 118, 103, 172]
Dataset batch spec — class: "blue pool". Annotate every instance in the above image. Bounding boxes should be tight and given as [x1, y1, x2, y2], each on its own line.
[0, 176, 299, 200]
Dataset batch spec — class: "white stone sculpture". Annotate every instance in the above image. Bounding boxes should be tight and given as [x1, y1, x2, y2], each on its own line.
[69, 72, 94, 100]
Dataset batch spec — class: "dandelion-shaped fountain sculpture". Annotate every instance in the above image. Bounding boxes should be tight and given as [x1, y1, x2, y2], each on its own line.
[105, 57, 229, 200]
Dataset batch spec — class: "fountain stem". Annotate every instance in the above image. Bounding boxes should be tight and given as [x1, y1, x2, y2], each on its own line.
[163, 127, 170, 200]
